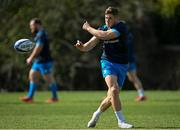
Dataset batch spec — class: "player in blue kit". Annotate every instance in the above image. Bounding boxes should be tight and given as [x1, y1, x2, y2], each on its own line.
[75, 7, 133, 128]
[20, 18, 58, 103]
[127, 33, 147, 101]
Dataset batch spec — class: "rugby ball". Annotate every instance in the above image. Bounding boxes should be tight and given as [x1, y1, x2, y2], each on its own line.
[14, 39, 35, 53]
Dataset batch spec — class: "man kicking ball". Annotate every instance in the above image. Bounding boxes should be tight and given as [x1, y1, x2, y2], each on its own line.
[75, 7, 133, 128]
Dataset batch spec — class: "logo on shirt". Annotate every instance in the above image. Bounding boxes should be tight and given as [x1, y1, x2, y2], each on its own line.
[104, 39, 119, 44]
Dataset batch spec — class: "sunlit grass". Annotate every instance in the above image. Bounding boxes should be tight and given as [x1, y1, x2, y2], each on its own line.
[0, 91, 179, 129]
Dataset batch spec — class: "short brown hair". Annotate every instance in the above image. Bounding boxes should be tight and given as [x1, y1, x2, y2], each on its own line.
[105, 7, 119, 16]
[30, 18, 42, 25]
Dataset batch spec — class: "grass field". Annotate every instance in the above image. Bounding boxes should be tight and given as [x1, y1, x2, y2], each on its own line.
[0, 91, 180, 129]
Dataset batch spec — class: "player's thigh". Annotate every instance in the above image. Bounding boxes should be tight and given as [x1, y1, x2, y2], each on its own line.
[105, 75, 119, 89]
[39, 62, 54, 82]
[105, 75, 120, 97]
[29, 69, 40, 82]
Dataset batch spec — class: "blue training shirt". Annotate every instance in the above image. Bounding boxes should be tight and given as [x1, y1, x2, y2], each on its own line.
[99, 21, 129, 64]
[34, 29, 53, 63]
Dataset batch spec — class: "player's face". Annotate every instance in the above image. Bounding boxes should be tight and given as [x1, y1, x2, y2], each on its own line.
[29, 21, 38, 34]
[105, 14, 116, 28]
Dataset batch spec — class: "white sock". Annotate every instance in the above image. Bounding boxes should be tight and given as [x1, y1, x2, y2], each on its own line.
[137, 88, 144, 97]
[115, 111, 125, 123]
[92, 107, 102, 120]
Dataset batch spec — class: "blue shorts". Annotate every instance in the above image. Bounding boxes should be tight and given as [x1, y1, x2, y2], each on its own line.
[31, 62, 53, 75]
[128, 62, 136, 72]
[101, 60, 128, 88]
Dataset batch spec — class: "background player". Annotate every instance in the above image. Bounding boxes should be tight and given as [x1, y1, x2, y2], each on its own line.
[20, 18, 58, 103]
[127, 32, 147, 101]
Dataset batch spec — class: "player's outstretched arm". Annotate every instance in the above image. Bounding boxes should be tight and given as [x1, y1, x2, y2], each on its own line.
[74, 36, 99, 52]
[83, 21, 117, 40]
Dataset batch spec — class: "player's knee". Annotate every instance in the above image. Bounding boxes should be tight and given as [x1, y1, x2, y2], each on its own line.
[110, 85, 119, 95]
[129, 76, 137, 83]
[29, 72, 38, 82]
[29, 75, 36, 82]
[44, 75, 54, 84]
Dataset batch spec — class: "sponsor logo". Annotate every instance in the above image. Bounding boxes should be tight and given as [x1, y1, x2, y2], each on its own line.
[104, 39, 119, 44]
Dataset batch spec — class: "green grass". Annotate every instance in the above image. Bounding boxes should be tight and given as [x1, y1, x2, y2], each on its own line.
[0, 91, 180, 129]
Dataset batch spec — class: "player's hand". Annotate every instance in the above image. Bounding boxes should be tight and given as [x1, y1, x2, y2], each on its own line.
[26, 57, 33, 65]
[82, 21, 90, 31]
[74, 40, 84, 51]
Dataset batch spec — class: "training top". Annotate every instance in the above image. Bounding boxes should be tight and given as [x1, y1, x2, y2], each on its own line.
[99, 21, 129, 64]
[33, 29, 53, 63]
